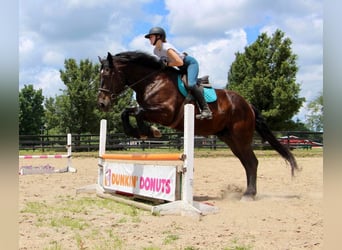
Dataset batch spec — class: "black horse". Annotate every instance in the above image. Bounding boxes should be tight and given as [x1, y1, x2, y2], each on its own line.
[97, 51, 299, 199]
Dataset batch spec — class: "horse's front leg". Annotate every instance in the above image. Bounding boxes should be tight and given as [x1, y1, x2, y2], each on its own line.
[121, 107, 140, 138]
[121, 107, 161, 139]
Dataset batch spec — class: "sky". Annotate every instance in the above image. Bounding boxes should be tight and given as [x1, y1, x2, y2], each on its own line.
[19, 0, 323, 121]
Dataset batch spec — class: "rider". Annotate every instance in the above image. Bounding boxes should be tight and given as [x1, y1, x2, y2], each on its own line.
[144, 26, 212, 120]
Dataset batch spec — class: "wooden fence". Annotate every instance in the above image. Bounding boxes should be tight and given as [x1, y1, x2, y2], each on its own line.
[19, 131, 323, 152]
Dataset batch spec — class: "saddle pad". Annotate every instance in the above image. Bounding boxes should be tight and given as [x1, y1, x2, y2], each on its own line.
[177, 75, 217, 103]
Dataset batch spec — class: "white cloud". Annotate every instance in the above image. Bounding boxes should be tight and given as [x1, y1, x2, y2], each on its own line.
[165, 0, 322, 94]
[19, 37, 34, 54]
[36, 69, 65, 98]
[63, 0, 109, 9]
[42, 51, 65, 67]
[187, 29, 247, 88]
[165, 0, 256, 38]
[19, 0, 322, 123]
[128, 35, 153, 54]
[297, 64, 323, 99]
[20, 68, 65, 98]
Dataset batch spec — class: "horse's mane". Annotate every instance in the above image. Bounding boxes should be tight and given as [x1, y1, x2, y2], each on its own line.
[114, 51, 161, 69]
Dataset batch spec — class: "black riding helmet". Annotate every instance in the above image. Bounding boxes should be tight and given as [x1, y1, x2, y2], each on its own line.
[144, 27, 166, 42]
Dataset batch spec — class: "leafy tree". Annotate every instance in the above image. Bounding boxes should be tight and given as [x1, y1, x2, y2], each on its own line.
[19, 84, 45, 135]
[305, 93, 323, 132]
[58, 58, 101, 134]
[227, 29, 305, 130]
[287, 118, 309, 131]
[44, 97, 59, 134]
[99, 88, 135, 134]
[46, 58, 133, 135]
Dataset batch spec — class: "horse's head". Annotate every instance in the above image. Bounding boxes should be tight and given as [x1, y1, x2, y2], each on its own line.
[97, 52, 126, 111]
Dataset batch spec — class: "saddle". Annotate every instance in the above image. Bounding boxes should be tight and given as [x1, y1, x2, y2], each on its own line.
[181, 75, 212, 88]
[178, 75, 217, 103]
[196, 75, 212, 87]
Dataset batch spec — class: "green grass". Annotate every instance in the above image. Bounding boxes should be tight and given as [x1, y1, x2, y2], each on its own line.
[222, 239, 253, 250]
[92, 233, 123, 250]
[20, 146, 323, 159]
[21, 196, 144, 218]
[163, 234, 180, 245]
[21, 201, 50, 214]
[50, 216, 89, 230]
[21, 196, 145, 249]
[43, 241, 62, 250]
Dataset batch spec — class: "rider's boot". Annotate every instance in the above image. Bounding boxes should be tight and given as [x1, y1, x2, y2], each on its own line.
[189, 85, 213, 120]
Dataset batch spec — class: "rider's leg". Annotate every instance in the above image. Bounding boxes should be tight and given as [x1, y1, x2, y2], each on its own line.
[184, 56, 212, 119]
[189, 85, 213, 119]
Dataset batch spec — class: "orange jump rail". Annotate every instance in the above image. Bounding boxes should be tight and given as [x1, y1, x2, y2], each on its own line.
[101, 153, 185, 161]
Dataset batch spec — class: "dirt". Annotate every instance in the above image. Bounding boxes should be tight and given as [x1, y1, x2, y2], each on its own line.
[19, 155, 323, 249]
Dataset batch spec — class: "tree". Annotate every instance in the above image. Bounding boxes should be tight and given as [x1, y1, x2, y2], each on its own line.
[305, 93, 323, 132]
[57, 58, 102, 134]
[19, 84, 45, 135]
[49, 58, 134, 135]
[227, 29, 305, 130]
[44, 97, 59, 134]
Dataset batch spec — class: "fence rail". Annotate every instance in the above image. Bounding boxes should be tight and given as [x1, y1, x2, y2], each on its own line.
[19, 131, 323, 152]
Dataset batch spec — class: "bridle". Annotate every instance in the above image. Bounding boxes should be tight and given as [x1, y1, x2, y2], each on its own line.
[98, 65, 118, 100]
[98, 58, 162, 100]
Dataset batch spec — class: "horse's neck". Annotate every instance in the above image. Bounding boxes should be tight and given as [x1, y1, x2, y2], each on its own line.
[132, 70, 179, 100]
[125, 67, 165, 89]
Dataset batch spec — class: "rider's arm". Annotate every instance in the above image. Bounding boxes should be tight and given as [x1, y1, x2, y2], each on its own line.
[166, 49, 184, 67]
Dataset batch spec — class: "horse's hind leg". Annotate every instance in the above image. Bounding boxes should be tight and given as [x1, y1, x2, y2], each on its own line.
[135, 110, 162, 139]
[236, 147, 259, 199]
[218, 135, 258, 199]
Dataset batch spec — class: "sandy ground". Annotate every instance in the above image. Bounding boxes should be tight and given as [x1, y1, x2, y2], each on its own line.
[19, 155, 323, 250]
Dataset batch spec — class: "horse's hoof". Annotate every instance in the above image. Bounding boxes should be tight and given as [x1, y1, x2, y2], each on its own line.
[150, 126, 162, 138]
[240, 195, 255, 202]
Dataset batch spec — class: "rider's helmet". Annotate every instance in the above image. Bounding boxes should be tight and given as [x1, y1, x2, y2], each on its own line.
[144, 27, 166, 41]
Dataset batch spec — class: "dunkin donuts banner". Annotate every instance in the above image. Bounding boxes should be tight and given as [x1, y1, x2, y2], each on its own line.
[103, 162, 177, 201]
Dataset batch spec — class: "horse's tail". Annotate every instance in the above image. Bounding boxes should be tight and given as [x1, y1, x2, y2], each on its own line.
[252, 105, 299, 176]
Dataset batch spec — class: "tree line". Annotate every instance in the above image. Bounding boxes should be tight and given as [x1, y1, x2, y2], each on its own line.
[19, 29, 323, 136]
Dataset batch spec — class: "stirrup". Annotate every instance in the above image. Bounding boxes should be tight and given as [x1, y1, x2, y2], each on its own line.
[195, 111, 212, 120]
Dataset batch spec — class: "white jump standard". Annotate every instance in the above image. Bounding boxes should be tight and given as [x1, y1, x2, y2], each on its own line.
[19, 133, 76, 174]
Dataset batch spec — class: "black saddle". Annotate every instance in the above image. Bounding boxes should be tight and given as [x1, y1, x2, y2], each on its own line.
[181, 75, 212, 88]
[196, 75, 211, 87]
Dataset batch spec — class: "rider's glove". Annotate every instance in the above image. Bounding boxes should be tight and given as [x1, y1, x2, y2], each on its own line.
[159, 56, 169, 69]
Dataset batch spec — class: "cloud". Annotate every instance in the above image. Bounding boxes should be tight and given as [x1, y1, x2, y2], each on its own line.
[19, 0, 322, 122]
[128, 34, 154, 54]
[42, 51, 65, 67]
[165, 0, 322, 122]
[36, 69, 65, 98]
[20, 67, 65, 98]
[187, 29, 247, 88]
[165, 0, 258, 39]
[62, 0, 110, 9]
[19, 36, 34, 54]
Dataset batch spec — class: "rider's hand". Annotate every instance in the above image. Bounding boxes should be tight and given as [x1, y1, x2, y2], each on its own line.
[159, 56, 169, 69]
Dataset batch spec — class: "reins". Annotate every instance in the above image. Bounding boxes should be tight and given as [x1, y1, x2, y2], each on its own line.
[127, 68, 162, 89]
[99, 61, 162, 100]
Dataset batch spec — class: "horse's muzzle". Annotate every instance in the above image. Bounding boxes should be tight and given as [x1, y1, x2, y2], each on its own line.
[97, 98, 111, 112]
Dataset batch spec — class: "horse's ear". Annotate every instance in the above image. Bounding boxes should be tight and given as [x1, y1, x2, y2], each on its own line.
[98, 56, 102, 63]
[107, 52, 113, 66]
